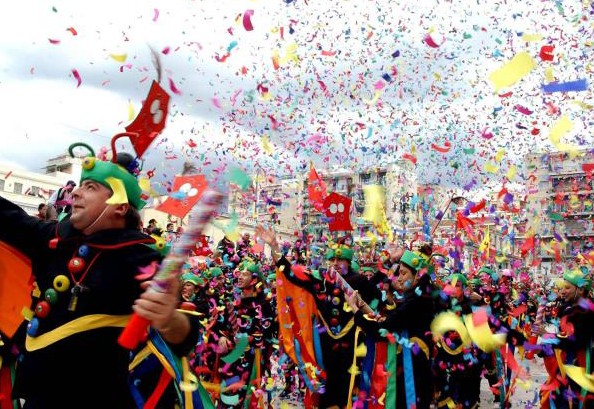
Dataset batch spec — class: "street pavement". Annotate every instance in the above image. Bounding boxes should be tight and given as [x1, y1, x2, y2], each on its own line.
[276, 355, 549, 408]
[479, 355, 548, 408]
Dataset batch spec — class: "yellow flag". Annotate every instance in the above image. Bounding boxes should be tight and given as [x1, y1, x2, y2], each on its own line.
[479, 227, 490, 253]
[362, 185, 386, 225]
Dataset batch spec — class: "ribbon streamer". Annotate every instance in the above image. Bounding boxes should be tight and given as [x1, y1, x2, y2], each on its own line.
[542, 79, 588, 93]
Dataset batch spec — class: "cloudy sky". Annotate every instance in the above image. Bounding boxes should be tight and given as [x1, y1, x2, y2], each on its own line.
[0, 0, 592, 192]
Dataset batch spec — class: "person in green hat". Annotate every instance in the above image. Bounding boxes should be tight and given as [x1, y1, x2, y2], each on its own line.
[257, 226, 381, 409]
[0, 149, 200, 407]
[560, 267, 592, 304]
[541, 266, 594, 407]
[346, 248, 436, 409]
[433, 271, 493, 409]
[179, 271, 210, 314]
[214, 258, 276, 408]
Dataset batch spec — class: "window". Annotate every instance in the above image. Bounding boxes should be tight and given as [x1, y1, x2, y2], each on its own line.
[377, 172, 386, 186]
[14, 182, 22, 195]
[360, 173, 371, 184]
[0, 179, 4, 191]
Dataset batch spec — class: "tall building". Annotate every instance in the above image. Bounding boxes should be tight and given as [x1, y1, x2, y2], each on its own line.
[225, 174, 301, 238]
[300, 162, 417, 244]
[524, 149, 594, 276]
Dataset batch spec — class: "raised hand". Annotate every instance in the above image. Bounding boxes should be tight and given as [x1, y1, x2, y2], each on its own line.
[255, 224, 277, 246]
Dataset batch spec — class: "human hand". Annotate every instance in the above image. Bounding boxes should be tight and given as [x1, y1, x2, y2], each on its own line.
[133, 277, 180, 333]
[217, 336, 233, 354]
[345, 290, 360, 314]
[255, 224, 277, 246]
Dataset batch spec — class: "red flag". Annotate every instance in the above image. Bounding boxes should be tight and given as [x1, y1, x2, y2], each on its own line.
[123, 81, 171, 158]
[323, 192, 353, 231]
[308, 163, 327, 212]
[156, 175, 207, 219]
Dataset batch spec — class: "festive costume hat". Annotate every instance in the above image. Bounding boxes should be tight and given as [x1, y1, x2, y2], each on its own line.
[325, 241, 355, 261]
[148, 233, 172, 257]
[477, 265, 498, 282]
[181, 272, 204, 286]
[447, 273, 468, 287]
[75, 151, 146, 209]
[238, 259, 263, 280]
[400, 250, 428, 273]
[563, 267, 592, 291]
[68, 59, 170, 210]
[208, 266, 223, 278]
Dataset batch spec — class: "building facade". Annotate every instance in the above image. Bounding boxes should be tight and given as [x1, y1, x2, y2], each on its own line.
[0, 154, 80, 215]
[524, 150, 594, 277]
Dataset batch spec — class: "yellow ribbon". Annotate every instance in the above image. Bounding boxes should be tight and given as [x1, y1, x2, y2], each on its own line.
[317, 313, 355, 340]
[26, 314, 130, 352]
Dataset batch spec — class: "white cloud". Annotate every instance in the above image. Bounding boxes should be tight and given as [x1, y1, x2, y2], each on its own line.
[0, 0, 592, 190]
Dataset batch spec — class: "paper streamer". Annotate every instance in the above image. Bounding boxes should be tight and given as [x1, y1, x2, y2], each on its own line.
[463, 309, 506, 352]
[564, 365, 594, 393]
[110, 53, 128, 63]
[542, 79, 588, 93]
[430, 311, 472, 350]
[488, 52, 536, 92]
[229, 166, 252, 191]
[221, 334, 249, 364]
[243, 10, 255, 31]
[548, 115, 581, 157]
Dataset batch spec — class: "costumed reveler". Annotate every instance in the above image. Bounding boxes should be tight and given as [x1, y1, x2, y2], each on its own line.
[259, 224, 381, 409]
[346, 249, 437, 409]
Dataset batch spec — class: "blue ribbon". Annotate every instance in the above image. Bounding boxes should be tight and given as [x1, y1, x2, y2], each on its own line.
[313, 317, 325, 371]
[401, 330, 417, 408]
[542, 79, 588, 93]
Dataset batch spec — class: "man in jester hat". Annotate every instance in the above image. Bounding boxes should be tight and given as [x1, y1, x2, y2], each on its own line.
[346, 248, 437, 409]
[0, 79, 202, 407]
[213, 258, 277, 408]
[258, 224, 381, 409]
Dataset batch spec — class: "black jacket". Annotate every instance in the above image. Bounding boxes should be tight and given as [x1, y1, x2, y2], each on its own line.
[0, 196, 199, 408]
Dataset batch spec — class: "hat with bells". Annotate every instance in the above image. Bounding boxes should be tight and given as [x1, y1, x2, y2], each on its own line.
[399, 250, 428, 273]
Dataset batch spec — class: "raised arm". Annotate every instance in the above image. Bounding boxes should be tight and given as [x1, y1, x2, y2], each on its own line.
[0, 195, 56, 259]
[255, 224, 281, 262]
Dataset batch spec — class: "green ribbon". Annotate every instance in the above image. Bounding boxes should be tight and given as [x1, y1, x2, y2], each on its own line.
[385, 342, 397, 409]
[221, 334, 249, 364]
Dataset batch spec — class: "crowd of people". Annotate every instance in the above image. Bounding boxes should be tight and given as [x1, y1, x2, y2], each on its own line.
[168, 226, 593, 409]
[2, 169, 593, 408]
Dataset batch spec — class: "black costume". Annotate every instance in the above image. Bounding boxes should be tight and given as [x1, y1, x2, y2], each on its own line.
[354, 274, 435, 409]
[277, 256, 381, 408]
[0, 196, 199, 408]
